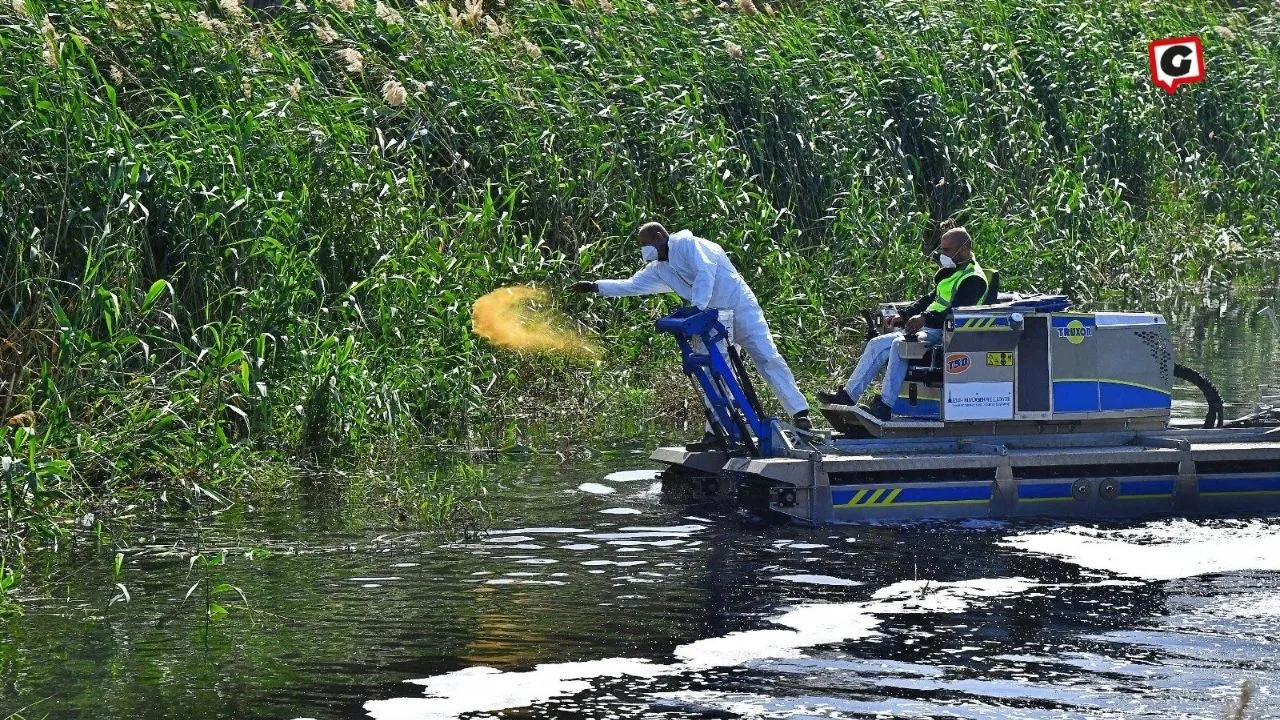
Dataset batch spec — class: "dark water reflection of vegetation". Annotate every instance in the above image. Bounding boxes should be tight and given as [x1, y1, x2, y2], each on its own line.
[2, 288, 1279, 720]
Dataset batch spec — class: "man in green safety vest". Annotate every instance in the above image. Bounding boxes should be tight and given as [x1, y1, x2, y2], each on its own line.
[818, 227, 989, 420]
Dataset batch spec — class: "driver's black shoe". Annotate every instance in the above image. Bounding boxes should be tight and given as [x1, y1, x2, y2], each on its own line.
[817, 388, 857, 406]
[866, 396, 894, 421]
[791, 410, 813, 431]
[685, 432, 726, 452]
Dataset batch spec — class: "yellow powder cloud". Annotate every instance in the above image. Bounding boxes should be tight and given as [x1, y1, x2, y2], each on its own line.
[471, 285, 600, 359]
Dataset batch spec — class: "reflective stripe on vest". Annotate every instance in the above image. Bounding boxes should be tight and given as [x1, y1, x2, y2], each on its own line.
[926, 259, 985, 314]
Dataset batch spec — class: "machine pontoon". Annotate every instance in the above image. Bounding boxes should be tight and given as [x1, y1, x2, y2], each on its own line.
[651, 295, 1280, 523]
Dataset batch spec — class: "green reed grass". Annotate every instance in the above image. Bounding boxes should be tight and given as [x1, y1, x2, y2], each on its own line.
[0, 0, 1278, 588]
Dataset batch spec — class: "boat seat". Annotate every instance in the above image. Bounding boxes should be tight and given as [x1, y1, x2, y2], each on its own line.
[903, 342, 944, 386]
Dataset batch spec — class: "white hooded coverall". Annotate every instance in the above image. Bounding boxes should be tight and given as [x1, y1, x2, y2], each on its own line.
[595, 230, 809, 417]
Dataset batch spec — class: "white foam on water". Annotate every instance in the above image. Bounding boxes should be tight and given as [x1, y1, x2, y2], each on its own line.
[584, 526, 704, 541]
[484, 535, 537, 544]
[585, 532, 692, 541]
[489, 527, 589, 535]
[576, 483, 616, 495]
[1000, 519, 1280, 580]
[1202, 592, 1280, 619]
[599, 507, 642, 515]
[365, 576, 1039, 720]
[620, 524, 706, 533]
[365, 660, 664, 720]
[349, 577, 403, 582]
[603, 469, 661, 483]
[771, 574, 864, 587]
[560, 543, 599, 551]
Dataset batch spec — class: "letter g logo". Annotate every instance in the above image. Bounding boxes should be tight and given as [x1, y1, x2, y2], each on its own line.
[1148, 37, 1205, 93]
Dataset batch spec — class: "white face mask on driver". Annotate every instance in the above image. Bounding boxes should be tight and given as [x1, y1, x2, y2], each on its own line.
[641, 245, 659, 264]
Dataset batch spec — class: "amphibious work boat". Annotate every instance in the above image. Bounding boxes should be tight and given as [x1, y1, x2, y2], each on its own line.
[650, 296, 1280, 524]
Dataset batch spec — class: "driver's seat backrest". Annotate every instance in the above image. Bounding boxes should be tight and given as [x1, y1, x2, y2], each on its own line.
[982, 268, 1000, 305]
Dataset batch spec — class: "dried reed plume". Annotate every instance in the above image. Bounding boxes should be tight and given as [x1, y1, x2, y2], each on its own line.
[375, 0, 403, 23]
[598, 0, 616, 14]
[381, 78, 407, 105]
[287, 78, 302, 99]
[481, 14, 508, 36]
[41, 15, 58, 68]
[333, 0, 355, 11]
[737, 0, 758, 15]
[725, 40, 742, 59]
[763, 3, 775, 15]
[644, 2, 657, 14]
[219, 0, 245, 17]
[520, 37, 541, 59]
[1214, 25, 1236, 40]
[108, 64, 124, 84]
[337, 47, 363, 72]
[196, 11, 228, 32]
[447, 0, 482, 29]
[312, 18, 339, 43]
[471, 286, 600, 359]
[12, 0, 28, 19]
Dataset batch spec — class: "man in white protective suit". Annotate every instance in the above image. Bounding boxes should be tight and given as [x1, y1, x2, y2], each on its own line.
[569, 222, 812, 445]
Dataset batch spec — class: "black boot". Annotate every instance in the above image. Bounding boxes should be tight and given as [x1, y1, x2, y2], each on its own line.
[791, 409, 813, 431]
[866, 396, 894, 421]
[817, 388, 857, 406]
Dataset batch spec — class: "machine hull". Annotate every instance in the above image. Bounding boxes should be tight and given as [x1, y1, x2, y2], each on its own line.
[651, 424, 1280, 524]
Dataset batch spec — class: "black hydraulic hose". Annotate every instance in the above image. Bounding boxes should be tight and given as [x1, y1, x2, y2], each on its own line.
[1174, 363, 1224, 429]
[727, 344, 765, 419]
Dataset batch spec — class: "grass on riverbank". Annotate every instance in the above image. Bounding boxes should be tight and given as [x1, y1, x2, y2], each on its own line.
[1, 0, 1279, 592]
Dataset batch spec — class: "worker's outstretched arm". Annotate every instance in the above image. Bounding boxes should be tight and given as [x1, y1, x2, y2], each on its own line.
[587, 263, 672, 297]
[688, 240, 718, 311]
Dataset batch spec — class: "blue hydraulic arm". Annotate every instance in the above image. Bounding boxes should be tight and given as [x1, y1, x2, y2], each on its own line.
[655, 307, 775, 457]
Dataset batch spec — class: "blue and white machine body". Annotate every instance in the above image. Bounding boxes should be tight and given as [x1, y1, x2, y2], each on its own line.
[650, 297, 1280, 525]
[882, 295, 1175, 424]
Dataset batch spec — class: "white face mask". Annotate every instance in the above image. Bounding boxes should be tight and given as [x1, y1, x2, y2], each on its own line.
[641, 245, 659, 263]
[939, 252, 957, 269]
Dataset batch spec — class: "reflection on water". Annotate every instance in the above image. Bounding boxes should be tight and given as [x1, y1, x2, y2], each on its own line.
[1, 288, 1279, 720]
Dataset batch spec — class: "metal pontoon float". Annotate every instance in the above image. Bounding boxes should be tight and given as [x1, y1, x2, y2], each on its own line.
[649, 300, 1280, 524]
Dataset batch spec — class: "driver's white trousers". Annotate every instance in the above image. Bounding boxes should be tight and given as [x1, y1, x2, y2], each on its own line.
[844, 327, 943, 407]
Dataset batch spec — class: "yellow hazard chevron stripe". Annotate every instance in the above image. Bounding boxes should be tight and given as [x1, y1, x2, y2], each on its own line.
[837, 487, 904, 507]
[955, 317, 1009, 331]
